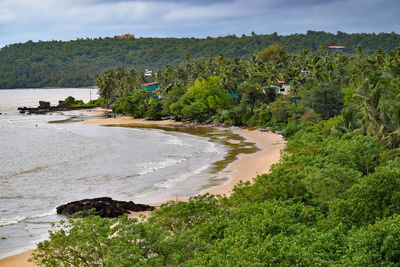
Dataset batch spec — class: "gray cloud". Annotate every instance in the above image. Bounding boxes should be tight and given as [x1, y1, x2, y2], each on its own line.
[0, 0, 399, 48]
[271, 0, 348, 8]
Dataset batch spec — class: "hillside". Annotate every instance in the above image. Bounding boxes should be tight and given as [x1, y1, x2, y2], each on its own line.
[0, 30, 399, 89]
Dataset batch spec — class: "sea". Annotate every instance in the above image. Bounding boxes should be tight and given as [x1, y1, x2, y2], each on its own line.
[0, 88, 234, 259]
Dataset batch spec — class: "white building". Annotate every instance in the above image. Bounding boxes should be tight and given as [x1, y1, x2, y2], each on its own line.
[275, 81, 291, 96]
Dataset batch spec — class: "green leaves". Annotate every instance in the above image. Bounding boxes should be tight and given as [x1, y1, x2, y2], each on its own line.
[171, 76, 233, 121]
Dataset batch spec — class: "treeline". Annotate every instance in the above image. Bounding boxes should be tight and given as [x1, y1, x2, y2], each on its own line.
[1, 30, 399, 88]
[97, 43, 400, 148]
[30, 44, 400, 265]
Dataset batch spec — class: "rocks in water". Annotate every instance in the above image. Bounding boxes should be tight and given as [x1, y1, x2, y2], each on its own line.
[56, 197, 155, 218]
[18, 100, 93, 114]
[39, 101, 51, 109]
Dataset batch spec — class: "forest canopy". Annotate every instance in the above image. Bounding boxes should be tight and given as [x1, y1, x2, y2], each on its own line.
[1, 30, 399, 88]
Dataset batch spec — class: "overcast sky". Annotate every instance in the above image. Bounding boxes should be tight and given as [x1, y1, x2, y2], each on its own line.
[1, 0, 399, 48]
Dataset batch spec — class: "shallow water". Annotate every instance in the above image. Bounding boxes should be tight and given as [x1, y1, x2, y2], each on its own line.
[0, 88, 257, 258]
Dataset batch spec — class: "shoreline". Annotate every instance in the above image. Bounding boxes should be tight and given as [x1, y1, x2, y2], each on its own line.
[83, 116, 286, 197]
[0, 116, 286, 266]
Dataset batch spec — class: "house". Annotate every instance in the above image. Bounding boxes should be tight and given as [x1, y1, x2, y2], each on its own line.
[264, 81, 291, 96]
[270, 81, 291, 95]
[328, 46, 346, 53]
[144, 69, 152, 77]
[140, 82, 159, 93]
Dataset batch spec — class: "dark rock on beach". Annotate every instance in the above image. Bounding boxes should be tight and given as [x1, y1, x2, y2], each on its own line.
[56, 197, 155, 218]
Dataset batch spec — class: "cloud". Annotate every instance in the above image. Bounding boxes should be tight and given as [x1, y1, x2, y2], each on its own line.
[0, 0, 399, 48]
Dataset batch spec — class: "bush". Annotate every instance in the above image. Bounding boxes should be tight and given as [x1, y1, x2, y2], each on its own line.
[299, 108, 320, 123]
[145, 98, 163, 120]
[302, 83, 344, 119]
[173, 76, 233, 121]
[344, 215, 400, 265]
[330, 164, 400, 227]
[268, 97, 292, 123]
[181, 101, 209, 121]
[248, 104, 272, 127]
[119, 90, 149, 117]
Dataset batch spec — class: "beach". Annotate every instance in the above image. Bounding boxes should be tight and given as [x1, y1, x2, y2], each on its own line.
[0, 117, 285, 266]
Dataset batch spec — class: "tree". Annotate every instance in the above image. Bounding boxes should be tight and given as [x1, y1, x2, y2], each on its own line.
[172, 76, 234, 120]
[257, 44, 288, 63]
[302, 83, 343, 119]
[268, 97, 292, 123]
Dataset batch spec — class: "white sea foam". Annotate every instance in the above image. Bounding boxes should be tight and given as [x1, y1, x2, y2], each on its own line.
[166, 136, 185, 146]
[154, 165, 209, 189]
[137, 158, 186, 176]
[0, 210, 56, 227]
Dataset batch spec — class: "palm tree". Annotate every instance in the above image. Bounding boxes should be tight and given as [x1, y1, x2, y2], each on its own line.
[334, 107, 361, 133]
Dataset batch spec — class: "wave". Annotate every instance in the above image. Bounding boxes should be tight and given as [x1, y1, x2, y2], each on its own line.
[154, 165, 209, 189]
[137, 158, 186, 176]
[166, 136, 187, 146]
[0, 210, 56, 227]
[0, 165, 49, 180]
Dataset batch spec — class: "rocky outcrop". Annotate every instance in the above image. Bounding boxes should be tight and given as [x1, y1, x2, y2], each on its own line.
[18, 100, 94, 114]
[39, 101, 51, 109]
[56, 197, 155, 218]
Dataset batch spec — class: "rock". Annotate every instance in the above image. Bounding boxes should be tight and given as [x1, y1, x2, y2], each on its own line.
[57, 100, 68, 108]
[56, 197, 155, 218]
[39, 101, 51, 109]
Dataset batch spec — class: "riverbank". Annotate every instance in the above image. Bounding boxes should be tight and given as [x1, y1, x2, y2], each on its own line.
[0, 117, 285, 266]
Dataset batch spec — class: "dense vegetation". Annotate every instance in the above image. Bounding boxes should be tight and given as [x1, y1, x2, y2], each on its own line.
[62, 96, 103, 108]
[30, 43, 400, 265]
[1, 31, 399, 88]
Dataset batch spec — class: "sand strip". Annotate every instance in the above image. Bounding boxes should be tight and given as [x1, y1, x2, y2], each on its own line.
[0, 117, 285, 266]
[204, 128, 285, 196]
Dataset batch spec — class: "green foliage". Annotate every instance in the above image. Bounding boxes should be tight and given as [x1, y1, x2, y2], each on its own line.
[119, 90, 150, 118]
[172, 76, 233, 121]
[299, 108, 320, 123]
[181, 101, 209, 122]
[2, 31, 400, 89]
[149, 194, 220, 233]
[257, 43, 288, 62]
[31, 214, 205, 266]
[344, 215, 400, 265]
[302, 83, 344, 119]
[160, 86, 187, 115]
[268, 97, 292, 123]
[248, 104, 272, 127]
[330, 163, 400, 227]
[60, 95, 102, 108]
[146, 98, 163, 120]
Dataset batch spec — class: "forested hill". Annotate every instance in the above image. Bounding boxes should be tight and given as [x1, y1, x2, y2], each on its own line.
[1, 30, 399, 89]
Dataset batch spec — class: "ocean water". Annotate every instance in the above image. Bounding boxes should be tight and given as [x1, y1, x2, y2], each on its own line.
[0, 88, 230, 258]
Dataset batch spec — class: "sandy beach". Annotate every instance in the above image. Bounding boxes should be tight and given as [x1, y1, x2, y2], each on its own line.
[0, 117, 285, 266]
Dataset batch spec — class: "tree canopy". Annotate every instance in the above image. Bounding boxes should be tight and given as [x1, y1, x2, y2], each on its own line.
[1, 30, 400, 88]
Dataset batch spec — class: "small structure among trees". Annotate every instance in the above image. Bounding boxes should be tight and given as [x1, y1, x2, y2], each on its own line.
[276, 81, 291, 96]
[328, 45, 346, 52]
[266, 81, 291, 96]
[140, 82, 159, 93]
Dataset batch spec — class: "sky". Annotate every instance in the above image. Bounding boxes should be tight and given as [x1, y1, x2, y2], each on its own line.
[0, 0, 399, 48]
